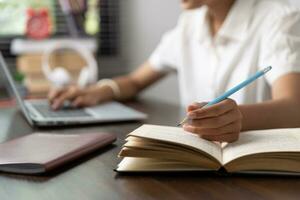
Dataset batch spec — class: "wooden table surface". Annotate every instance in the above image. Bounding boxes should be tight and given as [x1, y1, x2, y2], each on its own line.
[0, 99, 299, 200]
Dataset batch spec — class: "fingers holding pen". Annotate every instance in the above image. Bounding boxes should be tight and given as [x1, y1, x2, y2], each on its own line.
[181, 68, 272, 143]
[186, 109, 242, 128]
[183, 99, 243, 143]
[187, 99, 237, 119]
[187, 102, 207, 112]
[183, 121, 242, 136]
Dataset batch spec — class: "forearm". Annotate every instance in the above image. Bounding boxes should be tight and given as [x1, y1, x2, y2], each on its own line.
[110, 62, 165, 101]
[94, 74, 142, 102]
[112, 75, 141, 101]
[240, 99, 300, 131]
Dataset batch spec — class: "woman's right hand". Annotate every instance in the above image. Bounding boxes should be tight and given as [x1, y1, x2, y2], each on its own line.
[48, 84, 114, 110]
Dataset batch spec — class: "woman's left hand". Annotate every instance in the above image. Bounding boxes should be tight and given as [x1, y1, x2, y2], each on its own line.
[183, 99, 243, 143]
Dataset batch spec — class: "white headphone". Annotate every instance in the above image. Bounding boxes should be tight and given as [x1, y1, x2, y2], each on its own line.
[42, 41, 98, 88]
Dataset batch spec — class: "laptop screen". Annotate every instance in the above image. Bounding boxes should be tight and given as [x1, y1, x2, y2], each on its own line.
[0, 52, 34, 125]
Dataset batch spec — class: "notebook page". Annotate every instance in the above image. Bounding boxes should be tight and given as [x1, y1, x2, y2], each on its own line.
[222, 128, 300, 165]
[128, 124, 222, 163]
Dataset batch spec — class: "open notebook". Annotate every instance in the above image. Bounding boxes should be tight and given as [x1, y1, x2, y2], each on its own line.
[116, 124, 300, 175]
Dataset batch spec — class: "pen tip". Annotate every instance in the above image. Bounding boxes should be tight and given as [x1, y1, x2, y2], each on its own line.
[264, 66, 272, 73]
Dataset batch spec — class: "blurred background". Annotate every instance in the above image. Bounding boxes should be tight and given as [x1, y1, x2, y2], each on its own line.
[0, 0, 299, 106]
[0, 0, 121, 100]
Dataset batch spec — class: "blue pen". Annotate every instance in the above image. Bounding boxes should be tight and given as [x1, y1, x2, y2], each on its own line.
[177, 66, 272, 126]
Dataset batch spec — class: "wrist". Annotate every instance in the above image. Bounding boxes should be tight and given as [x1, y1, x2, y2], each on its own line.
[239, 105, 251, 131]
[97, 79, 121, 100]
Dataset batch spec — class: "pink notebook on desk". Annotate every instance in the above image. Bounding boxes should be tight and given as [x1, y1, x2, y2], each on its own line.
[0, 132, 116, 174]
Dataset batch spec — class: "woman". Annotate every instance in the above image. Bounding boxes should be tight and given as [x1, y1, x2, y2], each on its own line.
[49, 0, 300, 142]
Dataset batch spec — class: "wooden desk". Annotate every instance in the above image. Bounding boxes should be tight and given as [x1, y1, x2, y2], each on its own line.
[0, 99, 299, 200]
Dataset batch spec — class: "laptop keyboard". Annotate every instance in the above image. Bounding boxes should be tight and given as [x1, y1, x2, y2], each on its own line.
[32, 104, 91, 118]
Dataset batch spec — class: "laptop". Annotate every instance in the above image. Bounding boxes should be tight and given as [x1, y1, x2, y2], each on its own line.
[0, 53, 147, 127]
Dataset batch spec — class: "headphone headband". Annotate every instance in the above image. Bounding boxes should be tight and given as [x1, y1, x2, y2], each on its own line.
[42, 41, 98, 86]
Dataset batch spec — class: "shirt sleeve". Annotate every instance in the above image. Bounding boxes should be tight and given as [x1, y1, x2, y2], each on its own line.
[260, 9, 300, 84]
[148, 24, 181, 72]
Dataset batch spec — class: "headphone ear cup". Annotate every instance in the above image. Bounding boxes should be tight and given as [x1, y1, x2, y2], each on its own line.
[77, 67, 90, 88]
[49, 67, 71, 88]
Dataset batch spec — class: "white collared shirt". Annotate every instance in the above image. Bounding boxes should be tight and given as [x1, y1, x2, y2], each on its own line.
[149, 0, 300, 106]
